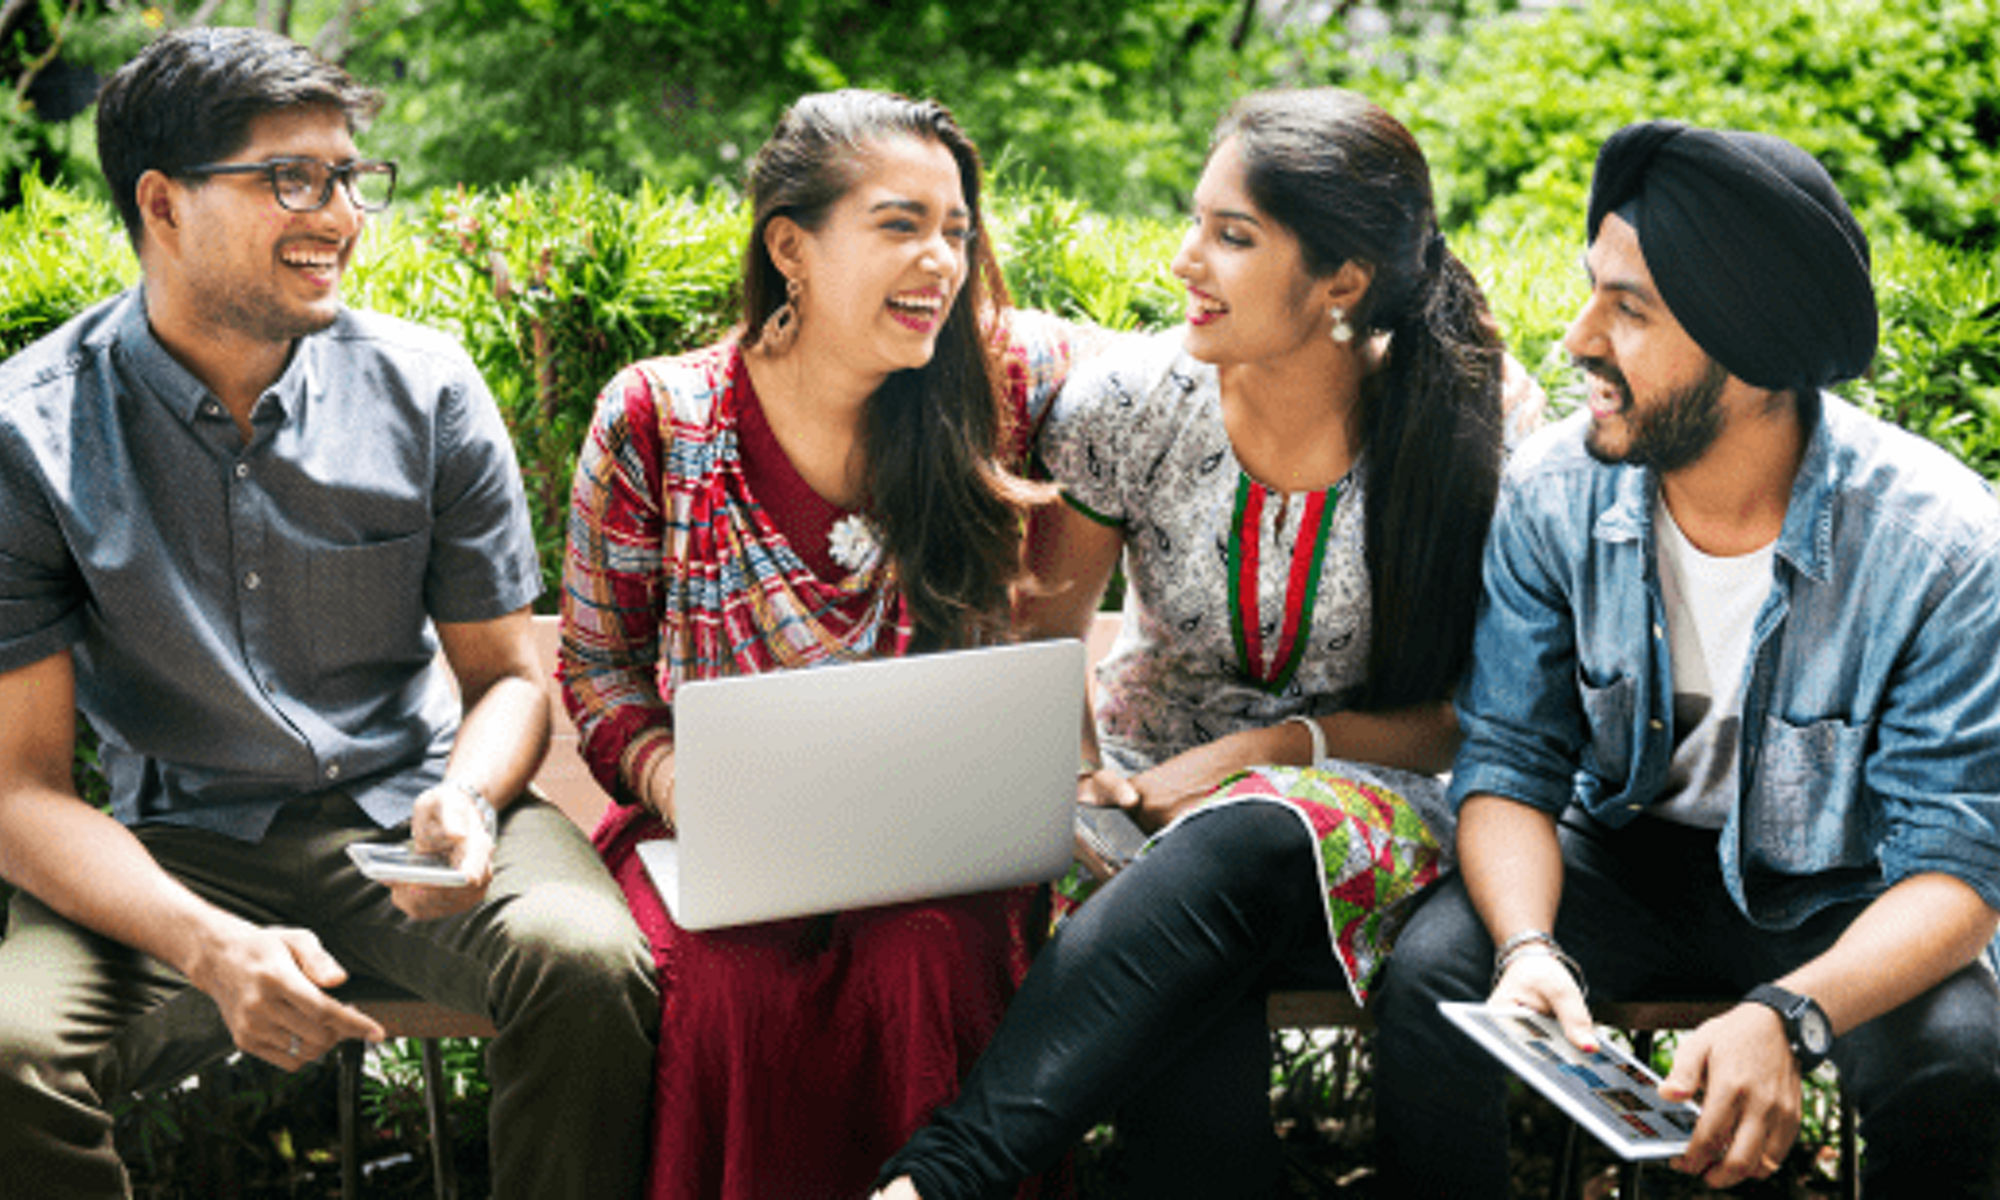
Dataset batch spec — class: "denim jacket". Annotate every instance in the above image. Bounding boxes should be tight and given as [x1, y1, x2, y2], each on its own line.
[1450, 396, 2000, 929]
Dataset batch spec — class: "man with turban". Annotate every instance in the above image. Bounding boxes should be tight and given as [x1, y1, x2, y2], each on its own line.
[1372, 121, 2000, 1196]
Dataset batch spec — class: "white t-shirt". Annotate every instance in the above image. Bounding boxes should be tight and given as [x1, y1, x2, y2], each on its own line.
[1651, 495, 1776, 827]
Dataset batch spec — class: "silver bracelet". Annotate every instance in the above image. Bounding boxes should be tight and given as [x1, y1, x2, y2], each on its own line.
[1284, 713, 1326, 765]
[444, 778, 498, 839]
[1494, 929, 1559, 960]
[1492, 931, 1588, 998]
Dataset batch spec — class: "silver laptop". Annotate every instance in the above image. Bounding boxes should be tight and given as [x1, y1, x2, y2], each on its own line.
[637, 639, 1084, 930]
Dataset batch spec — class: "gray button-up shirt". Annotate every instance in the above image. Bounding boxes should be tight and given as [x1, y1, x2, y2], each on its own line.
[0, 289, 541, 840]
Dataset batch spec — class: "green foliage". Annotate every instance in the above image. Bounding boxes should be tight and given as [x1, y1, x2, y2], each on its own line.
[1854, 232, 2000, 481]
[1367, 0, 2000, 250]
[993, 181, 1184, 331]
[340, 0, 1242, 212]
[112, 1055, 346, 1196]
[5, 173, 1996, 620]
[362, 1038, 493, 1191]
[345, 174, 747, 596]
[0, 173, 136, 353]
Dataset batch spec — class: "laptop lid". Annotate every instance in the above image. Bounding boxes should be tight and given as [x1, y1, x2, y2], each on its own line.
[638, 639, 1084, 931]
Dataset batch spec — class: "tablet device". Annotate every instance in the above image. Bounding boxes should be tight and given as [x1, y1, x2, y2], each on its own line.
[1440, 1001, 1699, 1160]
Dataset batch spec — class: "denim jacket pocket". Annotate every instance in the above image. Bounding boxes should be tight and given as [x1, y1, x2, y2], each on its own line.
[1743, 713, 1877, 874]
[1577, 670, 1636, 785]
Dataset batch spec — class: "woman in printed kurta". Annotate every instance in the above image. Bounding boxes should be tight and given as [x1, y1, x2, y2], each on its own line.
[878, 89, 1542, 1200]
[559, 91, 1084, 1200]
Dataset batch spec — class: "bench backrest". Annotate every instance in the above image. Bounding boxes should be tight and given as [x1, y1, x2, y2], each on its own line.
[526, 615, 607, 831]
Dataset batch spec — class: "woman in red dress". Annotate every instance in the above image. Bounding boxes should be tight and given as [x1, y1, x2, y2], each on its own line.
[557, 90, 1086, 1200]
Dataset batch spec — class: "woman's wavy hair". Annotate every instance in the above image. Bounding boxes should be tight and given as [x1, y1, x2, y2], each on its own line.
[740, 89, 1037, 650]
[1214, 88, 1506, 708]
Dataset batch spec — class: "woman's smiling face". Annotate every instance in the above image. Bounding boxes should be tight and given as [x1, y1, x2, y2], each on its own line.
[780, 134, 974, 390]
[1170, 136, 1334, 368]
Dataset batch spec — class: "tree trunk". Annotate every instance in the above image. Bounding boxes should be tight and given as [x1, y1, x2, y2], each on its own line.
[309, 0, 372, 62]
[1228, 0, 1257, 51]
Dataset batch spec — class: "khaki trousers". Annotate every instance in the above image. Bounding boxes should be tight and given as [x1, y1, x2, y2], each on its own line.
[0, 793, 659, 1200]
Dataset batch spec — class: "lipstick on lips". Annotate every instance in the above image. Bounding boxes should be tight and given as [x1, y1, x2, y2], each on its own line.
[1186, 286, 1224, 327]
[887, 289, 946, 332]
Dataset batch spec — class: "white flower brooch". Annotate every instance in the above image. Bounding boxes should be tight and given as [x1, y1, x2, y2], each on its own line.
[828, 512, 885, 575]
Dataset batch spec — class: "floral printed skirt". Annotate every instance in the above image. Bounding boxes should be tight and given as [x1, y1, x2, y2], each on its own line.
[1059, 759, 1446, 1003]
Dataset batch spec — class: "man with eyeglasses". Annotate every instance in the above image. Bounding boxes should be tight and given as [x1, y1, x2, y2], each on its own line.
[0, 28, 656, 1199]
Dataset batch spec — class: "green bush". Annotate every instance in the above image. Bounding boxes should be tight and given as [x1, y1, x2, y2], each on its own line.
[1366, 0, 2000, 250]
[5, 174, 1996, 617]
[339, 0, 1255, 215]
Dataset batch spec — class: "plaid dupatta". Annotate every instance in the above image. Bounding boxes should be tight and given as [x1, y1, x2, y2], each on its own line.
[645, 350, 915, 679]
[563, 314, 1087, 806]
[560, 343, 915, 805]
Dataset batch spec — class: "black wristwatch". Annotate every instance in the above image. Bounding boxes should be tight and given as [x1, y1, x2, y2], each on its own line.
[1745, 983, 1833, 1072]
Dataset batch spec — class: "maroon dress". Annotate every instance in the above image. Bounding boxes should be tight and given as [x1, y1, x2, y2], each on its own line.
[565, 316, 1085, 1199]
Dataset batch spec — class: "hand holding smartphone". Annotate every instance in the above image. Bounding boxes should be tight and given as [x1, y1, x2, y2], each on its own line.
[346, 841, 474, 887]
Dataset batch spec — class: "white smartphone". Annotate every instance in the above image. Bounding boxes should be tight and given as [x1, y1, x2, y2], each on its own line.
[346, 841, 474, 887]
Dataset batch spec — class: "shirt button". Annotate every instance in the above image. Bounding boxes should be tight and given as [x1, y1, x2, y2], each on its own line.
[1652, 624, 1664, 639]
[326, 763, 342, 781]
[205, 402, 224, 418]
[244, 571, 261, 590]
[234, 462, 250, 479]
[1648, 718, 1664, 731]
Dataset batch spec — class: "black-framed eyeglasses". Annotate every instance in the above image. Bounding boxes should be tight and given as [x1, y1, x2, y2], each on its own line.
[179, 155, 398, 213]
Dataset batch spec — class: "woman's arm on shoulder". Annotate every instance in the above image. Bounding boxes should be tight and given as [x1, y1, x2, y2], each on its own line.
[1014, 496, 1122, 643]
[993, 307, 1119, 444]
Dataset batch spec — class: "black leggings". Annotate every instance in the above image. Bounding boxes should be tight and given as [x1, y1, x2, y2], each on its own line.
[878, 801, 1348, 1200]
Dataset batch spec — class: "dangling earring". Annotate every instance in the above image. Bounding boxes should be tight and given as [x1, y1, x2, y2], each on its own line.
[1328, 305, 1354, 345]
[758, 276, 803, 356]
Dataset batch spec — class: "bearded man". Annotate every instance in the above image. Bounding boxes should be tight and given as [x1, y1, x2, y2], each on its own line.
[1372, 122, 2000, 1197]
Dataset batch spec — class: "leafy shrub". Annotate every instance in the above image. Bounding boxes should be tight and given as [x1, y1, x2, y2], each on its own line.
[1854, 232, 2000, 480]
[1365, 0, 2000, 250]
[362, 1037, 492, 1193]
[340, 0, 1252, 215]
[346, 176, 748, 593]
[5, 174, 1995, 614]
[0, 174, 136, 347]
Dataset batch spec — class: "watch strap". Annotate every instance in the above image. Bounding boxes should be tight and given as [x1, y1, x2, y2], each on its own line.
[1744, 983, 1830, 1071]
[443, 778, 499, 839]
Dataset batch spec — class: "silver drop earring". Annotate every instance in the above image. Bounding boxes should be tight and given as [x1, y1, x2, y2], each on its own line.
[1328, 305, 1354, 345]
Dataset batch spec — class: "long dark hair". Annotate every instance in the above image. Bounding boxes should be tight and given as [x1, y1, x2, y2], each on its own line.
[740, 89, 1035, 650]
[1214, 88, 1505, 708]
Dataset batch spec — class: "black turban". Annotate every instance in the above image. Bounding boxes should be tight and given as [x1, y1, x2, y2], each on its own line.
[1586, 121, 1877, 392]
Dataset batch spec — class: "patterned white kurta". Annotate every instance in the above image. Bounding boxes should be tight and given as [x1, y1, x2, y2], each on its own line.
[1040, 328, 1373, 773]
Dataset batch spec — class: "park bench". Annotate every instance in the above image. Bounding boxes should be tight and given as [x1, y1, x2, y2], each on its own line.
[341, 613, 1858, 1200]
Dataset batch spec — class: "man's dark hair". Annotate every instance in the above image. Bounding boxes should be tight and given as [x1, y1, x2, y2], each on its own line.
[95, 27, 382, 248]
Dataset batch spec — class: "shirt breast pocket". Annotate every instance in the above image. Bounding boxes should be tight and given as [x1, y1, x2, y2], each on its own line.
[1577, 670, 1636, 784]
[1743, 713, 1877, 873]
[308, 532, 432, 679]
